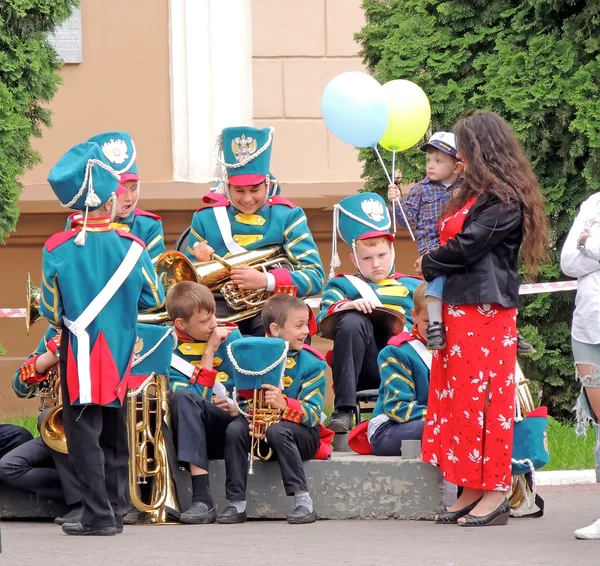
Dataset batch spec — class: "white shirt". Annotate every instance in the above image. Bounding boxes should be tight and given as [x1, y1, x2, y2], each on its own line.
[560, 193, 600, 344]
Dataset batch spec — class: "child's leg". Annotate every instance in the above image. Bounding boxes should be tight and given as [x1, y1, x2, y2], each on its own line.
[370, 419, 425, 456]
[265, 421, 320, 524]
[329, 311, 380, 432]
[218, 416, 251, 524]
[425, 276, 446, 349]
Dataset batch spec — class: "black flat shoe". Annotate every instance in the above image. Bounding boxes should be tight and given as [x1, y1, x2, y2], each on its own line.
[62, 521, 117, 536]
[459, 498, 510, 527]
[286, 505, 317, 524]
[55, 505, 83, 526]
[216, 505, 247, 524]
[180, 501, 217, 524]
[434, 498, 481, 524]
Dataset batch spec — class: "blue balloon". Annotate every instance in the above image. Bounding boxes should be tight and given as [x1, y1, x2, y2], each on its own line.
[321, 72, 389, 148]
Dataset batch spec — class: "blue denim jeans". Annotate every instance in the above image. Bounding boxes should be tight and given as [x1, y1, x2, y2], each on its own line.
[425, 275, 446, 300]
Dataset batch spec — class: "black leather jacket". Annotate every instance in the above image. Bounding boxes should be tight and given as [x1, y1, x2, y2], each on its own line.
[421, 195, 523, 308]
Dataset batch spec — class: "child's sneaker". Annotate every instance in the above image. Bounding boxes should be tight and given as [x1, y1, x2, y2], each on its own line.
[517, 332, 535, 354]
[426, 322, 446, 350]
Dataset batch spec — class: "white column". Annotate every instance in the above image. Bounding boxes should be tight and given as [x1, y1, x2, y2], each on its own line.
[168, 0, 253, 183]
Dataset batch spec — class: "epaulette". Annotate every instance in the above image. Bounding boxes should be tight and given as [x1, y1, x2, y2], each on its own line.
[387, 331, 413, 347]
[392, 272, 423, 281]
[333, 272, 356, 279]
[268, 196, 296, 209]
[196, 193, 230, 211]
[45, 229, 78, 252]
[302, 344, 326, 361]
[134, 208, 162, 221]
[116, 230, 147, 248]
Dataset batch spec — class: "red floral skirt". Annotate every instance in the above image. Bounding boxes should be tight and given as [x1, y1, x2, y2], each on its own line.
[421, 303, 517, 491]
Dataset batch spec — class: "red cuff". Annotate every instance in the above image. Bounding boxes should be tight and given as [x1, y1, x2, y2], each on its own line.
[269, 268, 293, 291]
[282, 397, 304, 424]
[46, 335, 61, 355]
[19, 356, 46, 384]
[326, 300, 350, 317]
[191, 366, 217, 388]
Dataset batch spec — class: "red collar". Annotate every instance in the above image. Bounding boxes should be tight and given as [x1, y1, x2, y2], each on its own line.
[411, 327, 427, 345]
[175, 327, 200, 344]
[83, 216, 113, 232]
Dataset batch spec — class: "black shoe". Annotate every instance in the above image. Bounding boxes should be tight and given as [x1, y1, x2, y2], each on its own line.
[216, 505, 247, 524]
[434, 498, 481, 524]
[517, 332, 534, 354]
[458, 499, 510, 527]
[286, 505, 317, 524]
[62, 522, 117, 536]
[327, 410, 354, 433]
[55, 505, 83, 526]
[426, 322, 446, 350]
[180, 501, 217, 524]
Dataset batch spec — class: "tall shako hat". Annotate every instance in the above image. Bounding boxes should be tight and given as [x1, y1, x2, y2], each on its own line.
[329, 192, 395, 279]
[47, 141, 121, 246]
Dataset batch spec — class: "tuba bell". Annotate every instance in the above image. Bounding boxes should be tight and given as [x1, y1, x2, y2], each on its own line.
[38, 366, 67, 454]
[153, 246, 292, 323]
[127, 373, 180, 523]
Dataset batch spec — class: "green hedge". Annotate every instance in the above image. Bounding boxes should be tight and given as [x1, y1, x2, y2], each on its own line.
[0, 0, 78, 243]
[357, 0, 600, 417]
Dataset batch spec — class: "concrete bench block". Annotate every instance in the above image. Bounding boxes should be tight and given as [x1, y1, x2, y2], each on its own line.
[209, 452, 442, 520]
[1, 453, 442, 521]
[0, 485, 68, 520]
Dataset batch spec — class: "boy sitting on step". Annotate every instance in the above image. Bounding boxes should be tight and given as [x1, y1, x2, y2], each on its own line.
[166, 281, 242, 524]
[218, 294, 326, 525]
[317, 192, 421, 433]
[349, 282, 430, 456]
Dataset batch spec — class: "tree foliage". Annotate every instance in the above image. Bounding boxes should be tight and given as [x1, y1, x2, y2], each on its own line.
[0, 0, 78, 243]
[357, 0, 600, 417]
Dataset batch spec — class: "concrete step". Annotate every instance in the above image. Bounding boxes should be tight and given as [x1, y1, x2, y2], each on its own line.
[1, 452, 442, 521]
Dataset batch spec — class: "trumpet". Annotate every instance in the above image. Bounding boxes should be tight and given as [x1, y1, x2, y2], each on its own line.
[246, 388, 281, 475]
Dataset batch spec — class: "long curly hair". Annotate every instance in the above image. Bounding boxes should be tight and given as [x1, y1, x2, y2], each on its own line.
[451, 111, 548, 276]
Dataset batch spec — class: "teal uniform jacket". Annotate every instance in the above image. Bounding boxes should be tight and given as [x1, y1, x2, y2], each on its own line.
[40, 219, 165, 407]
[66, 208, 165, 265]
[317, 272, 421, 331]
[239, 344, 327, 428]
[373, 332, 430, 424]
[186, 193, 325, 297]
[169, 324, 242, 399]
[13, 327, 60, 399]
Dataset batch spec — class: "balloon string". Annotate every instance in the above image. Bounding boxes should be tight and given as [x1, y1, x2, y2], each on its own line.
[373, 147, 415, 242]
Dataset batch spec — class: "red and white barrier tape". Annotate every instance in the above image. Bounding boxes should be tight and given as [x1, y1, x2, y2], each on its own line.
[0, 280, 580, 318]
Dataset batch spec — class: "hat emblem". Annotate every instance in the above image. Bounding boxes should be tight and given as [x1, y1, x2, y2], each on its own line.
[232, 135, 258, 163]
[102, 139, 129, 165]
[361, 197, 385, 222]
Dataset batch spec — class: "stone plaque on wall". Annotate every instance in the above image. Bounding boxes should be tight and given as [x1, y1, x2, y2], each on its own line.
[48, 7, 82, 64]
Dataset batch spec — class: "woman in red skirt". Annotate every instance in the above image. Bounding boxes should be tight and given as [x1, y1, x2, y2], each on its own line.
[416, 112, 548, 527]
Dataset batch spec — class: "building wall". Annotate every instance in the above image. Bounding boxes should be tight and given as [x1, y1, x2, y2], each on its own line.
[0, 0, 420, 416]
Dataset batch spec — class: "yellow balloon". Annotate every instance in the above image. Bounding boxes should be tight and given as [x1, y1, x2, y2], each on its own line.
[379, 80, 431, 152]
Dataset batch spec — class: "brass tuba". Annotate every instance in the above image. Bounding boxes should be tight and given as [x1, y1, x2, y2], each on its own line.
[152, 246, 293, 323]
[509, 362, 537, 512]
[38, 366, 68, 455]
[127, 373, 180, 523]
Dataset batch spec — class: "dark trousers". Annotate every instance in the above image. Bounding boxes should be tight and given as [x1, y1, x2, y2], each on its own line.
[0, 435, 81, 505]
[370, 419, 425, 457]
[332, 311, 388, 409]
[60, 334, 129, 528]
[170, 388, 234, 470]
[224, 417, 319, 500]
[0, 424, 32, 460]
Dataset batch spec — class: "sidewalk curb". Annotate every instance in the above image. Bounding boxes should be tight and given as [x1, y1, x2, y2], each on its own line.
[537, 469, 597, 486]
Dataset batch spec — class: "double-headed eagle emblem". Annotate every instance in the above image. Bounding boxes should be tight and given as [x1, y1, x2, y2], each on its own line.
[231, 135, 258, 163]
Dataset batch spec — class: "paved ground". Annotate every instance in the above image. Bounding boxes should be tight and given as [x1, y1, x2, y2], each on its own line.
[1, 485, 599, 566]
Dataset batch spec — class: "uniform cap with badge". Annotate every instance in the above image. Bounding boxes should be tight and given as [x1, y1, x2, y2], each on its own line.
[47, 141, 122, 246]
[420, 131, 459, 159]
[214, 126, 280, 197]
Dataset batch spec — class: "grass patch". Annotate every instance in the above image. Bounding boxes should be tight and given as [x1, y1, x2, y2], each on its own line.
[3, 414, 39, 437]
[544, 417, 597, 471]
